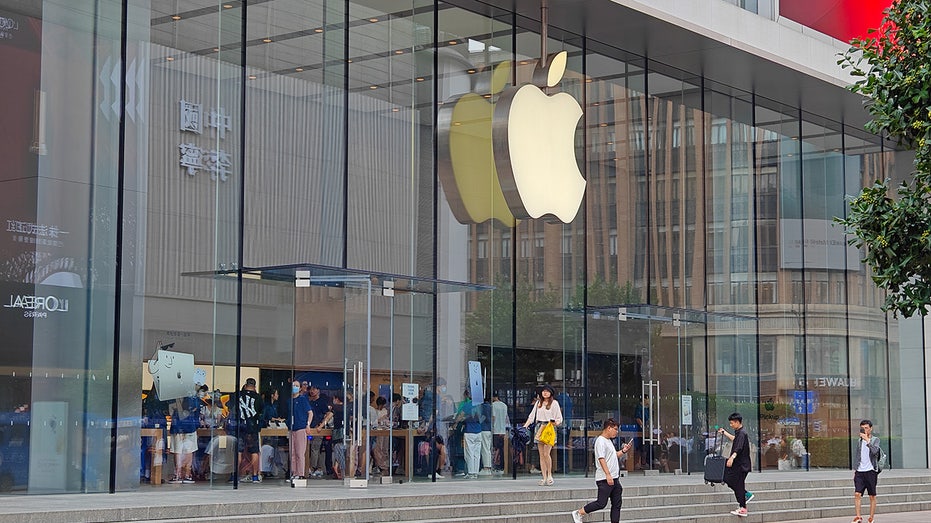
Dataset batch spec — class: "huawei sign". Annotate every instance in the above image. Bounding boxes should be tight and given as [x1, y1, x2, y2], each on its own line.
[438, 51, 585, 226]
[780, 0, 892, 42]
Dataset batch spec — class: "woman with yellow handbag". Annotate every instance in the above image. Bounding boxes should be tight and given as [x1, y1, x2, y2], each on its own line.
[523, 384, 563, 485]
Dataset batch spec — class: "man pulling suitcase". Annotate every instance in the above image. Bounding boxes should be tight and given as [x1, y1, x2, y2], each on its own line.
[717, 412, 753, 517]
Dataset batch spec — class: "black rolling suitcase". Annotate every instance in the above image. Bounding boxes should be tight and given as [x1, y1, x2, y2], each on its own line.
[703, 430, 727, 486]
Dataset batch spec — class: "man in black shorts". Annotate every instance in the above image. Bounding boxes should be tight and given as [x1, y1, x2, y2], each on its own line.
[237, 377, 264, 483]
[853, 419, 881, 523]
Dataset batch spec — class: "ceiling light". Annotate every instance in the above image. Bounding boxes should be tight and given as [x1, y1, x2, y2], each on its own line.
[467, 69, 476, 74]
[369, 18, 379, 23]
[395, 50, 404, 55]
[483, 94, 492, 99]
[415, 77, 425, 82]
[392, 107, 400, 112]
[369, 85, 378, 89]
[607, 142, 614, 145]
[448, 40, 458, 45]
[314, 28, 324, 33]
[593, 102, 600, 106]
[223, 4, 233, 8]
[166, 57, 174, 61]
[600, 123, 608, 127]
[262, 38, 272, 43]
[295, 67, 304, 72]
[453, 122, 462, 126]
[347, 59, 353, 63]
[212, 47, 220, 52]
[171, 15, 181, 20]
[585, 78, 593, 83]
[248, 74, 257, 80]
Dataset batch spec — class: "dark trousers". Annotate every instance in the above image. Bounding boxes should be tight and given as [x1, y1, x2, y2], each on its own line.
[724, 468, 749, 508]
[583, 478, 623, 523]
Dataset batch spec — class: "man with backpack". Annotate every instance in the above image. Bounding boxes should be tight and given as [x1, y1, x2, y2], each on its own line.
[853, 419, 883, 523]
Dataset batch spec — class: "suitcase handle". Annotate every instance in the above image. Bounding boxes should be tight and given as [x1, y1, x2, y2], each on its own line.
[713, 427, 723, 456]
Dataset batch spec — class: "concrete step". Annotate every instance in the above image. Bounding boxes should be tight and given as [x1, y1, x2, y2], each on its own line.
[134, 485, 931, 523]
[15, 474, 931, 523]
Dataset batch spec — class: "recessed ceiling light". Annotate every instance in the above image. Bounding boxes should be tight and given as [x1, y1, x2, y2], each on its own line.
[415, 77, 424, 82]
[467, 69, 476, 74]
[223, 4, 233, 8]
[787, 153, 794, 157]
[593, 102, 600, 106]
[585, 78, 593, 83]
[483, 94, 491, 99]
[295, 67, 304, 72]
[314, 28, 324, 33]
[395, 50, 404, 54]
[607, 142, 614, 145]
[791, 136, 798, 140]
[212, 47, 220, 52]
[369, 18, 379, 23]
[392, 107, 400, 112]
[171, 15, 181, 20]
[600, 123, 608, 127]
[519, 61, 528, 65]
[448, 40, 457, 45]
[262, 38, 272, 43]
[166, 56, 174, 61]
[453, 122, 462, 126]
[347, 59, 353, 63]
[248, 74, 257, 80]
[369, 85, 378, 89]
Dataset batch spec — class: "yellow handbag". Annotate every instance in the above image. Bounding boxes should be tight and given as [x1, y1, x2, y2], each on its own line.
[540, 421, 556, 446]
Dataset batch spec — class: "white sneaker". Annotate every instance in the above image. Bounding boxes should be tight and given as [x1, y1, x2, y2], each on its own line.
[571, 510, 583, 523]
[478, 468, 492, 476]
[433, 472, 444, 479]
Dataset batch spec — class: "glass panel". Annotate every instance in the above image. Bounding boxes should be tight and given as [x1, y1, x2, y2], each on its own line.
[646, 66, 702, 309]
[436, 3, 514, 481]
[799, 116, 852, 468]
[244, 0, 345, 268]
[844, 131, 892, 468]
[347, 0, 433, 276]
[704, 87, 758, 463]
[754, 101, 805, 470]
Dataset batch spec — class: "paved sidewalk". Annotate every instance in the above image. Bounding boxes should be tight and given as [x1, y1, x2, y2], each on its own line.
[779, 513, 929, 523]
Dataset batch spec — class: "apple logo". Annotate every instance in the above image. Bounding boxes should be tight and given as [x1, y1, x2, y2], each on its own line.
[493, 51, 585, 223]
[437, 60, 517, 226]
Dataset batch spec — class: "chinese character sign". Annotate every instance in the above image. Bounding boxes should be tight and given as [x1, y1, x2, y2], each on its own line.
[178, 98, 233, 182]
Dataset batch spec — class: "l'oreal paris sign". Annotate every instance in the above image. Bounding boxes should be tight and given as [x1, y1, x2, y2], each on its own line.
[4, 294, 70, 318]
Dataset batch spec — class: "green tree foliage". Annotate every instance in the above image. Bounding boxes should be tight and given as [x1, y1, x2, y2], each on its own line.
[837, 0, 931, 317]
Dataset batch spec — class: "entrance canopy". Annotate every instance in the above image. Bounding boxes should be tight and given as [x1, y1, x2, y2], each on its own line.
[184, 262, 494, 294]
[583, 304, 756, 326]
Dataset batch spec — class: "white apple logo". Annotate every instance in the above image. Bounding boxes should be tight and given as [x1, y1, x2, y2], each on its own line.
[493, 51, 585, 223]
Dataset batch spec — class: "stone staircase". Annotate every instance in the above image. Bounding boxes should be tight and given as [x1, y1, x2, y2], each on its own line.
[6, 472, 931, 523]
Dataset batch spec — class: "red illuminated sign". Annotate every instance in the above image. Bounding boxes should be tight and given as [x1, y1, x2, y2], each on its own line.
[780, 0, 893, 43]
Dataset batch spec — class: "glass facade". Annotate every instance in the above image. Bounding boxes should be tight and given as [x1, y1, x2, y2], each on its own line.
[0, 0, 922, 494]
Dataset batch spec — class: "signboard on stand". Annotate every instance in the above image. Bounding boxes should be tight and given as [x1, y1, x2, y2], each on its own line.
[681, 395, 692, 426]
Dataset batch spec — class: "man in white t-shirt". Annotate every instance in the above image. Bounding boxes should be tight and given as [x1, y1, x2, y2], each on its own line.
[571, 418, 632, 523]
[853, 419, 881, 523]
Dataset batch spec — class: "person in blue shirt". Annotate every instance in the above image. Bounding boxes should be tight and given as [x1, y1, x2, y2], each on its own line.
[286, 380, 312, 480]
